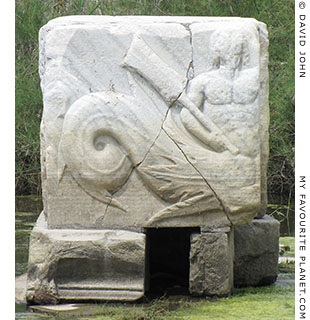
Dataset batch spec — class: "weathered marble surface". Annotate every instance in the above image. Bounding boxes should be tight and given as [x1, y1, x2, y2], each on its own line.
[28, 16, 270, 303]
[39, 16, 269, 230]
[27, 213, 145, 304]
[189, 230, 234, 296]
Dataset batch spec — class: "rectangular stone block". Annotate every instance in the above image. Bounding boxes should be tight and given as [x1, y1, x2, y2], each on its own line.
[189, 230, 234, 296]
[234, 215, 279, 287]
[26, 213, 145, 304]
[39, 16, 269, 230]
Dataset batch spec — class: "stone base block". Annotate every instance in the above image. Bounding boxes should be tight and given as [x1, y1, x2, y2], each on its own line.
[189, 229, 234, 296]
[234, 215, 279, 287]
[26, 213, 145, 304]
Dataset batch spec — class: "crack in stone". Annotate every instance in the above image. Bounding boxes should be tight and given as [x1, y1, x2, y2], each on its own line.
[70, 174, 126, 212]
[155, 24, 232, 225]
[128, 24, 234, 224]
[105, 89, 186, 216]
[136, 24, 194, 170]
[181, 23, 194, 82]
[105, 104, 171, 216]
[135, 107, 170, 169]
[103, 196, 113, 222]
[57, 163, 67, 184]
[104, 24, 233, 226]
[104, 74, 188, 217]
[134, 94, 180, 171]
[161, 126, 234, 226]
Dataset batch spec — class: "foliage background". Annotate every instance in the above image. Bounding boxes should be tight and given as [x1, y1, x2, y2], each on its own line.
[15, 0, 295, 198]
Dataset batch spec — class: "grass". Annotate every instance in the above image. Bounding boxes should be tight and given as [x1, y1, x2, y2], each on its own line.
[180, 286, 294, 320]
[280, 237, 295, 257]
[15, 0, 294, 198]
[15, 208, 295, 320]
[279, 237, 295, 273]
[84, 238, 294, 319]
[71, 285, 294, 320]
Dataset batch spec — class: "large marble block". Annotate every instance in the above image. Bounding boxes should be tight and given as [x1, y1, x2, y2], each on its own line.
[26, 213, 145, 304]
[39, 16, 269, 230]
[27, 16, 270, 303]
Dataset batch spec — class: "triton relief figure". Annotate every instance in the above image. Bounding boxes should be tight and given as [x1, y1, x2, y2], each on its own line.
[27, 17, 274, 304]
[57, 28, 261, 226]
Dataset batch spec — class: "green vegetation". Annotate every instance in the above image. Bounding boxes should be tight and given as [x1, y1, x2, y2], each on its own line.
[15, 211, 38, 276]
[15, 208, 295, 319]
[279, 236, 295, 273]
[16, 0, 294, 197]
[268, 190, 294, 236]
[67, 285, 294, 320]
[280, 236, 295, 257]
[83, 237, 295, 320]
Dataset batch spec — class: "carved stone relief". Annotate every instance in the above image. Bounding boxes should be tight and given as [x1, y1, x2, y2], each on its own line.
[38, 17, 269, 230]
[27, 16, 271, 304]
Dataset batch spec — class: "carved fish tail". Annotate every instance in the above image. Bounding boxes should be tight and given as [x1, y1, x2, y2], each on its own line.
[146, 190, 222, 226]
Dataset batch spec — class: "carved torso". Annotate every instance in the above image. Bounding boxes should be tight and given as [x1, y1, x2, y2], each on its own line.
[187, 67, 259, 107]
[38, 17, 267, 230]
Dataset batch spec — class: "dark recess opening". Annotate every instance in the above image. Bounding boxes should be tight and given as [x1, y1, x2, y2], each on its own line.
[146, 227, 200, 296]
